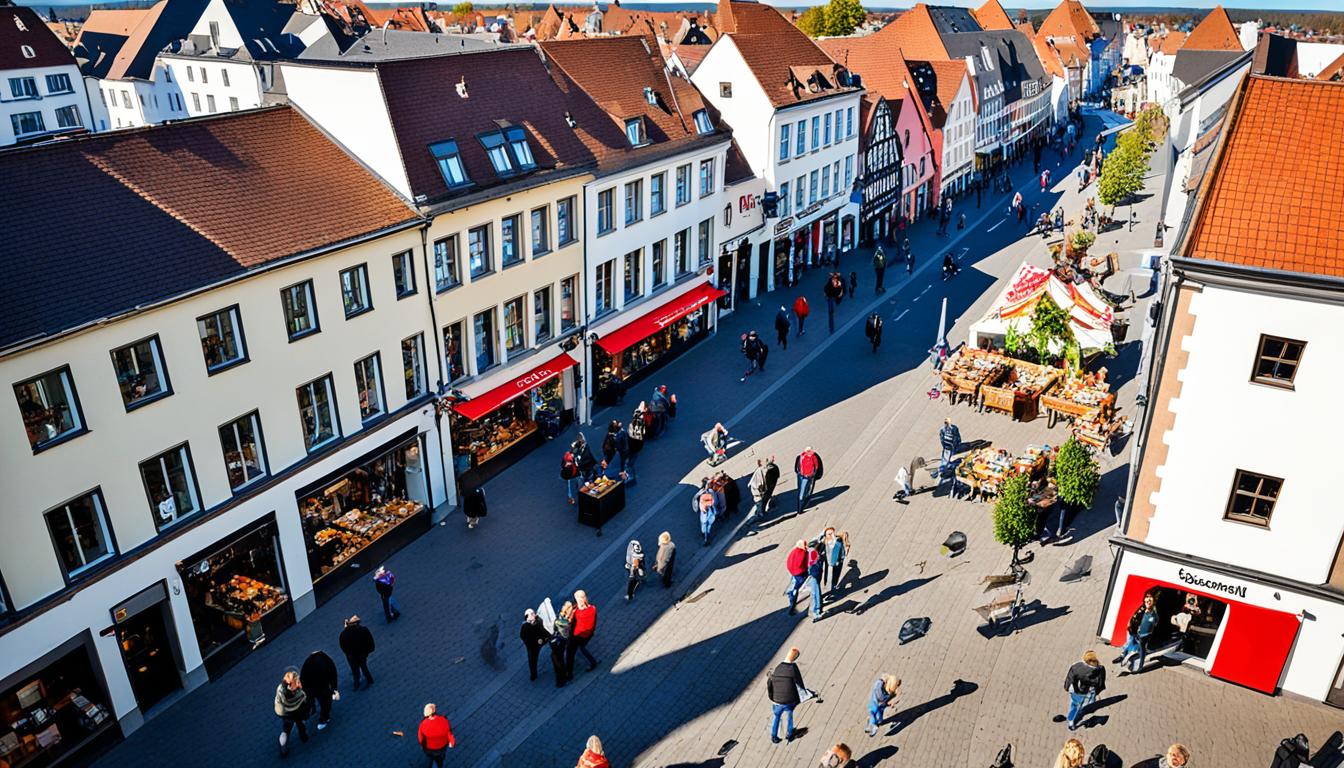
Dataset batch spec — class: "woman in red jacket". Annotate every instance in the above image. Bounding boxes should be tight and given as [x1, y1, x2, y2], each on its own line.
[566, 590, 599, 677]
[792, 296, 810, 336]
[417, 703, 455, 768]
[576, 735, 610, 768]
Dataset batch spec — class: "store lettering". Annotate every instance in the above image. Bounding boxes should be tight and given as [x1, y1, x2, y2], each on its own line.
[774, 217, 794, 236]
[514, 369, 556, 390]
[1177, 568, 1248, 599]
[738, 194, 759, 213]
[654, 299, 706, 329]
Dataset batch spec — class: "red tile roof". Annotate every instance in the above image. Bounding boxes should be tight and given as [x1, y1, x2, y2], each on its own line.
[1183, 76, 1344, 279]
[713, 1, 857, 110]
[1184, 5, 1241, 51]
[0, 106, 416, 351]
[0, 5, 77, 70]
[1159, 32, 1186, 56]
[1317, 51, 1344, 81]
[1037, 0, 1099, 42]
[972, 0, 1014, 31]
[930, 60, 970, 111]
[1032, 33, 1066, 78]
[870, 4, 949, 61]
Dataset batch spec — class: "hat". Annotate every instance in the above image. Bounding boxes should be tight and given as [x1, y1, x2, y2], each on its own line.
[524, 608, 537, 620]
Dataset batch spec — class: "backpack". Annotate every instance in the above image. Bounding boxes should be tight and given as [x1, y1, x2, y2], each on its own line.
[1085, 744, 1111, 768]
[628, 417, 646, 441]
[560, 452, 578, 480]
[1271, 734, 1310, 768]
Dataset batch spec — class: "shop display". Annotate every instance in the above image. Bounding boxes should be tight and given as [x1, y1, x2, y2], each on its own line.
[940, 348, 1010, 406]
[979, 357, 1060, 422]
[1041, 369, 1114, 424]
[0, 647, 113, 768]
[594, 306, 707, 393]
[452, 377, 561, 471]
[180, 520, 291, 661]
[956, 443, 1056, 501]
[578, 477, 625, 528]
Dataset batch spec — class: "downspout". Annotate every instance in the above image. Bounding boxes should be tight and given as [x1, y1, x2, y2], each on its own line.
[580, 184, 593, 427]
[419, 219, 457, 518]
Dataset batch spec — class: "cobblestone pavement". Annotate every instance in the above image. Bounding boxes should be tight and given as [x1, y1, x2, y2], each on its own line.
[94, 112, 1343, 768]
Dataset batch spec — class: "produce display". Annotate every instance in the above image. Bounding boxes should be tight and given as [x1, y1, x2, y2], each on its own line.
[1041, 370, 1114, 420]
[304, 498, 424, 579]
[941, 349, 1010, 403]
[956, 443, 1056, 500]
[979, 357, 1060, 421]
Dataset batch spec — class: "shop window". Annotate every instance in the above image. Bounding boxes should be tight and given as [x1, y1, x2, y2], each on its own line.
[534, 287, 552, 344]
[697, 218, 713, 266]
[594, 261, 614, 315]
[340, 264, 372, 319]
[675, 164, 690, 206]
[596, 188, 614, 234]
[45, 490, 115, 580]
[779, 181, 791, 217]
[402, 334, 427, 400]
[219, 411, 266, 491]
[0, 645, 115, 765]
[450, 375, 561, 474]
[1225, 470, 1281, 527]
[560, 276, 577, 332]
[795, 175, 805, 210]
[141, 445, 202, 531]
[281, 281, 319, 341]
[297, 375, 340, 453]
[444, 321, 466, 382]
[650, 173, 666, 216]
[809, 170, 819, 204]
[592, 305, 709, 398]
[14, 366, 86, 450]
[392, 251, 416, 299]
[474, 308, 497, 372]
[1253, 334, 1304, 387]
[433, 235, 460, 291]
[354, 353, 385, 422]
[198, 305, 247, 372]
[557, 196, 576, 246]
[624, 249, 643, 302]
[625, 179, 643, 226]
[503, 296, 526, 354]
[179, 518, 289, 663]
[468, 225, 492, 279]
[501, 214, 522, 268]
[531, 206, 550, 257]
[674, 229, 691, 277]
[651, 240, 667, 288]
[699, 158, 715, 197]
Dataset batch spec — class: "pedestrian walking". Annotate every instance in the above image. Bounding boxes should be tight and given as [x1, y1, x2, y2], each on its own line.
[824, 273, 843, 333]
[572, 432, 598, 480]
[775, 306, 791, 349]
[793, 295, 810, 336]
[609, 419, 631, 479]
[804, 540, 824, 622]
[740, 330, 768, 381]
[938, 418, 961, 482]
[864, 675, 902, 736]
[624, 411, 645, 484]
[464, 486, 487, 529]
[817, 744, 853, 767]
[273, 668, 309, 758]
[701, 422, 728, 466]
[748, 459, 771, 519]
[864, 312, 883, 353]
[785, 540, 808, 615]
[695, 486, 719, 545]
[1116, 592, 1160, 674]
[848, 271, 857, 299]
[299, 650, 338, 731]
[551, 601, 574, 687]
[338, 615, 375, 690]
[766, 647, 808, 744]
[905, 244, 914, 274]
[566, 590, 599, 676]
[822, 528, 848, 597]
[1133, 743, 1190, 768]
[417, 703, 456, 768]
[624, 540, 645, 601]
[654, 531, 676, 588]
[577, 735, 611, 768]
[872, 246, 887, 293]
[958, 212, 966, 230]
[1061, 650, 1106, 730]
[373, 566, 400, 623]
[650, 386, 672, 436]
[520, 609, 552, 682]
[1055, 738, 1087, 768]
[560, 449, 581, 505]
[794, 447, 824, 514]
[763, 455, 780, 512]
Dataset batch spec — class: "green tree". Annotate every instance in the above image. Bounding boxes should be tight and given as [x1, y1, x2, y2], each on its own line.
[1027, 294, 1075, 364]
[1096, 137, 1147, 209]
[823, 0, 866, 36]
[994, 473, 1036, 566]
[1053, 436, 1100, 511]
[452, 1, 474, 16]
[796, 5, 827, 36]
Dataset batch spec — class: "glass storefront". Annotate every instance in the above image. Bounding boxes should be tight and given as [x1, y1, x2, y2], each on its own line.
[299, 437, 429, 586]
[594, 306, 707, 401]
[450, 376, 562, 477]
[0, 644, 114, 768]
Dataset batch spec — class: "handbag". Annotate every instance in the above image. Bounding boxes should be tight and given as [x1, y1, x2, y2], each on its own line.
[795, 685, 816, 704]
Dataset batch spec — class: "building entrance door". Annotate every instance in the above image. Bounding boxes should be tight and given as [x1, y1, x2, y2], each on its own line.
[113, 584, 183, 713]
[757, 243, 769, 295]
[735, 243, 752, 303]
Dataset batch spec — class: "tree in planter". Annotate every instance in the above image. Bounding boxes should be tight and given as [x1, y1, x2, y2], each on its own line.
[1027, 294, 1075, 365]
[1053, 436, 1100, 518]
[1069, 229, 1097, 254]
[994, 472, 1035, 567]
[1097, 132, 1149, 211]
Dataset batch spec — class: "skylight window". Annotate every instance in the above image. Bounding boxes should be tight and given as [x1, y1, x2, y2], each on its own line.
[429, 140, 470, 188]
[505, 126, 536, 170]
[693, 109, 713, 135]
[625, 117, 646, 147]
[479, 127, 537, 177]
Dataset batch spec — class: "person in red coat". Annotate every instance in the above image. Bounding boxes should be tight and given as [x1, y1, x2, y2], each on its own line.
[792, 296, 810, 337]
[417, 703, 455, 768]
[784, 540, 809, 616]
[566, 590, 599, 676]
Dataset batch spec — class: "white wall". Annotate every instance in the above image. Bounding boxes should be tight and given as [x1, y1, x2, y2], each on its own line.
[190, 0, 248, 49]
[0, 63, 90, 144]
[96, 78, 155, 130]
[941, 75, 976, 191]
[1296, 41, 1344, 78]
[690, 37, 774, 175]
[156, 56, 265, 120]
[1145, 284, 1344, 585]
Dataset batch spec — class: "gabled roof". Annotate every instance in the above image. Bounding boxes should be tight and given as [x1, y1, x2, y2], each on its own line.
[1183, 5, 1241, 52]
[0, 106, 416, 353]
[870, 5, 949, 60]
[1182, 76, 1344, 279]
[1031, 33, 1065, 78]
[1316, 51, 1344, 82]
[927, 5, 981, 35]
[1037, 0, 1099, 42]
[1171, 48, 1243, 88]
[1158, 31, 1186, 56]
[541, 36, 714, 146]
[715, 1, 857, 110]
[715, 0, 797, 36]
[73, 8, 151, 75]
[971, 0, 1014, 31]
[0, 5, 77, 70]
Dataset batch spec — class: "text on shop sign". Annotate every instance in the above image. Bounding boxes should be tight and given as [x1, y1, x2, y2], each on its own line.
[1178, 568, 1248, 599]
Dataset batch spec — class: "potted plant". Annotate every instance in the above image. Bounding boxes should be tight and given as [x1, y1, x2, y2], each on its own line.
[994, 472, 1035, 567]
[1053, 436, 1100, 523]
[1069, 230, 1097, 256]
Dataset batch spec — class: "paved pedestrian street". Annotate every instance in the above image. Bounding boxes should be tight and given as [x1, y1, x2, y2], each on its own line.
[94, 113, 1341, 768]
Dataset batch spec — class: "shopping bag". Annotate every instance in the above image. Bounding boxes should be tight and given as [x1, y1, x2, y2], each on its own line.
[796, 685, 817, 705]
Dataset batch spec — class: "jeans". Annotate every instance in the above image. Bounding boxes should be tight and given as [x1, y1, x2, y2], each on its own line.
[806, 575, 823, 618]
[826, 560, 843, 594]
[1067, 691, 1096, 726]
[565, 477, 578, 502]
[380, 594, 401, 623]
[786, 574, 806, 612]
[1121, 632, 1150, 671]
[622, 451, 636, 482]
[346, 655, 373, 688]
[797, 475, 815, 513]
[699, 510, 716, 539]
[797, 315, 806, 336]
[770, 703, 795, 740]
[938, 448, 953, 481]
[868, 703, 885, 729]
[424, 747, 447, 768]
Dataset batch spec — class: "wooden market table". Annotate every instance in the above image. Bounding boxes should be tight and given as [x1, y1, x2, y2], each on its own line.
[941, 349, 1010, 407]
[1040, 375, 1114, 427]
[578, 479, 625, 529]
[979, 358, 1060, 422]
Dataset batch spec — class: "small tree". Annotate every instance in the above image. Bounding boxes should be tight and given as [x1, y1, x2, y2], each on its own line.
[1053, 436, 1100, 511]
[1097, 131, 1150, 209]
[823, 0, 866, 36]
[452, 1, 474, 16]
[1027, 294, 1074, 364]
[1003, 320, 1025, 357]
[796, 5, 827, 36]
[994, 472, 1035, 566]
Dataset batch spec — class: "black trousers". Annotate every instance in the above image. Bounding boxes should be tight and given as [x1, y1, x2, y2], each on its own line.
[526, 643, 542, 680]
[550, 640, 569, 686]
[312, 692, 333, 724]
[280, 713, 308, 745]
[565, 636, 597, 676]
[346, 655, 373, 688]
[424, 747, 447, 768]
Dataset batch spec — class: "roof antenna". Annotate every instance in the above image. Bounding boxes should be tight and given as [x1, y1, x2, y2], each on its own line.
[381, 19, 391, 45]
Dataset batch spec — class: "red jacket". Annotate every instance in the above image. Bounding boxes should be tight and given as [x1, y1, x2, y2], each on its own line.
[786, 546, 808, 576]
[573, 604, 597, 638]
[793, 296, 810, 317]
[418, 715, 455, 751]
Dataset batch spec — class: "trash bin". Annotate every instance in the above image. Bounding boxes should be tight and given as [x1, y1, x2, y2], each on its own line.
[1111, 317, 1129, 343]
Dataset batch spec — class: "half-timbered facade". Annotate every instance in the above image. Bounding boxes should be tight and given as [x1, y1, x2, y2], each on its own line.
[858, 96, 903, 244]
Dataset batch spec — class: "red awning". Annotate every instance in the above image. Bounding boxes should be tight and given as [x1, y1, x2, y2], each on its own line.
[452, 351, 578, 421]
[595, 282, 726, 355]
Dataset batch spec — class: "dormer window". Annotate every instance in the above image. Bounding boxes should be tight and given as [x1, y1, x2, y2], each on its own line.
[505, 126, 536, 170]
[430, 140, 470, 188]
[479, 126, 537, 177]
[981, 47, 994, 70]
[645, 86, 658, 105]
[20, 45, 35, 59]
[481, 132, 514, 175]
[693, 109, 713, 135]
[625, 118, 646, 147]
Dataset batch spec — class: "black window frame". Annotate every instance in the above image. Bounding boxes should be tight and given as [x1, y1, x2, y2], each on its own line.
[429, 139, 472, 189]
[625, 117, 646, 147]
[501, 213, 523, 268]
[197, 304, 249, 374]
[140, 442, 204, 533]
[109, 333, 174, 411]
[433, 234, 461, 292]
[392, 250, 418, 299]
[402, 333, 427, 400]
[468, 224, 493, 279]
[281, 280, 321, 342]
[218, 409, 269, 492]
[354, 351, 387, 424]
[13, 364, 89, 453]
[479, 131, 516, 177]
[504, 126, 537, 171]
[530, 205, 551, 257]
[297, 373, 342, 454]
[557, 196, 578, 246]
[43, 488, 119, 585]
[1252, 334, 1305, 389]
[339, 263, 374, 319]
[1224, 469, 1283, 528]
[596, 188, 615, 235]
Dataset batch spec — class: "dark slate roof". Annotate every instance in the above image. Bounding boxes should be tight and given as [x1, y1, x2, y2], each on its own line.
[299, 28, 515, 61]
[1172, 48, 1244, 89]
[1251, 33, 1297, 77]
[0, 6, 77, 70]
[0, 107, 416, 352]
[942, 29, 1045, 106]
[927, 5, 982, 36]
[105, 0, 209, 80]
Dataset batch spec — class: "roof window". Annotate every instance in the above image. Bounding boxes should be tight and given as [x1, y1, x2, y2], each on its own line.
[429, 140, 471, 189]
[21, 45, 35, 59]
[625, 117, 646, 147]
[693, 109, 713, 135]
[478, 126, 537, 177]
[644, 86, 658, 105]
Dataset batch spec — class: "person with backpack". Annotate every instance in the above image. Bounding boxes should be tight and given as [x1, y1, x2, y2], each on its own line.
[1062, 650, 1106, 731]
[873, 246, 887, 293]
[373, 566, 400, 623]
[273, 668, 309, 758]
[766, 647, 808, 743]
[624, 540, 645, 601]
[624, 409, 646, 484]
[741, 331, 768, 381]
[793, 295, 811, 336]
[571, 433, 597, 481]
[794, 447, 824, 514]
[299, 650, 338, 731]
[775, 306, 791, 349]
[864, 312, 883, 353]
[701, 423, 728, 466]
[784, 540, 809, 615]
[463, 486, 487, 529]
[560, 450, 581, 504]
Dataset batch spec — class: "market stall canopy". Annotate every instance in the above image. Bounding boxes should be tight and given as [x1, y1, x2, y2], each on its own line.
[969, 262, 1114, 351]
[595, 282, 727, 354]
[452, 351, 578, 420]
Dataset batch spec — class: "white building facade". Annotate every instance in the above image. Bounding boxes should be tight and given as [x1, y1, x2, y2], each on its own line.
[1, 6, 93, 144]
[940, 73, 976, 196]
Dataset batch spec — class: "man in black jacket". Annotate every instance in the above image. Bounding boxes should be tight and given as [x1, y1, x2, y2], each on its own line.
[519, 609, 552, 682]
[338, 615, 375, 691]
[299, 650, 339, 730]
[1062, 650, 1106, 731]
[766, 647, 807, 744]
[864, 313, 884, 353]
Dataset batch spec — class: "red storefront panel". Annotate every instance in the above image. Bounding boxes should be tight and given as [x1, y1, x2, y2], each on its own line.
[452, 351, 577, 421]
[594, 283, 726, 355]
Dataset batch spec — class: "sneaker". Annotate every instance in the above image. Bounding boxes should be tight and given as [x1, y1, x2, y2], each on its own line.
[317, 722, 328, 731]
[771, 736, 781, 745]
[865, 724, 877, 737]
